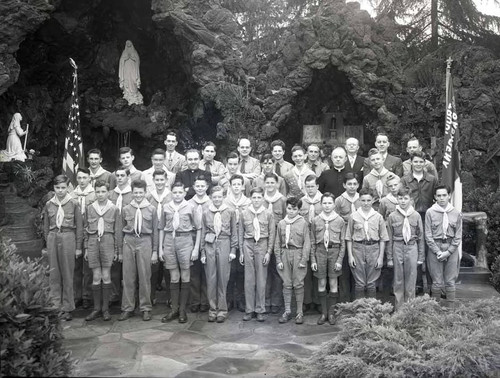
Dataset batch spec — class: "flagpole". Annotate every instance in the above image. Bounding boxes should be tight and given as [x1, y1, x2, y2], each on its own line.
[446, 57, 452, 102]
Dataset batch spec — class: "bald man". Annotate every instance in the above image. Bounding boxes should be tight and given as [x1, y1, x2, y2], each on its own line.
[237, 138, 261, 183]
[317, 147, 348, 198]
[363, 133, 403, 177]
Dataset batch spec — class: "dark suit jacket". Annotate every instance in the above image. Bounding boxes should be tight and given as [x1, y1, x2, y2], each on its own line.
[345, 155, 365, 182]
[175, 169, 213, 200]
[363, 153, 403, 177]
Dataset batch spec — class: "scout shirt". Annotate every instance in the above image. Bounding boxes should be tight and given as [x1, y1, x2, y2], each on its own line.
[386, 206, 424, 263]
[146, 188, 172, 222]
[238, 155, 261, 178]
[300, 191, 323, 224]
[274, 159, 294, 178]
[378, 193, 398, 220]
[424, 204, 462, 255]
[224, 192, 251, 224]
[274, 215, 311, 266]
[345, 208, 389, 243]
[109, 166, 142, 188]
[238, 205, 276, 254]
[362, 168, 392, 206]
[306, 160, 329, 177]
[189, 194, 211, 229]
[109, 185, 133, 211]
[310, 211, 346, 266]
[220, 172, 253, 198]
[175, 169, 213, 201]
[160, 200, 200, 233]
[141, 166, 175, 193]
[283, 165, 315, 198]
[200, 203, 238, 260]
[252, 173, 287, 197]
[199, 159, 227, 186]
[89, 166, 112, 188]
[84, 200, 123, 255]
[335, 192, 361, 222]
[121, 199, 159, 252]
[71, 184, 96, 215]
[43, 194, 84, 247]
[263, 191, 287, 224]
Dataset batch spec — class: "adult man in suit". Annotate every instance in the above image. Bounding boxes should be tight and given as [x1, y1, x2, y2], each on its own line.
[363, 133, 403, 177]
[271, 139, 293, 178]
[164, 132, 186, 174]
[344, 137, 364, 182]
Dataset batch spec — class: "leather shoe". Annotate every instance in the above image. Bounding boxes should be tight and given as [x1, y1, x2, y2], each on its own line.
[208, 314, 216, 322]
[85, 310, 101, 321]
[295, 313, 304, 324]
[118, 311, 133, 321]
[256, 313, 266, 322]
[161, 310, 179, 322]
[190, 305, 200, 313]
[143, 311, 152, 321]
[317, 314, 327, 325]
[61, 311, 72, 321]
[82, 299, 91, 309]
[278, 312, 292, 324]
[242, 312, 253, 321]
[179, 311, 188, 323]
[199, 304, 209, 313]
[102, 310, 111, 321]
[216, 316, 225, 323]
[328, 314, 337, 325]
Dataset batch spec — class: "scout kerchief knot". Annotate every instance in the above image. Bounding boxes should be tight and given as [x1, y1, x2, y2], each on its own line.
[430, 202, 454, 237]
[264, 191, 283, 212]
[284, 214, 302, 248]
[226, 191, 247, 223]
[209, 203, 228, 238]
[114, 185, 131, 212]
[385, 193, 398, 205]
[192, 194, 210, 227]
[150, 189, 170, 220]
[292, 166, 308, 191]
[342, 191, 359, 214]
[50, 193, 73, 230]
[170, 200, 187, 237]
[302, 191, 322, 223]
[89, 166, 106, 186]
[248, 205, 265, 242]
[73, 185, 95, 215]
[370, 167, 389, 198]
[131, 199, 150, 237]
[396, 205, 415, 244]
[319, 211, 339, 249]
[92, 200, 113, 240]
[357, 207, 378, 241]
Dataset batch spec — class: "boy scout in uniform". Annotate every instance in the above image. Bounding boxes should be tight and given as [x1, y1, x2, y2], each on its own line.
[200, 186, 238, 322]
[378, 174, 400, 220]
[253, 154, 287, 197]
[239, 187, 276, 322]
[345, 188, 389, 299]
[387, 187, 424, 310]
[118, 180, 158, 322]
[275, 197, 310, 324]
[159, 182, 202, 323]
[335, 173, 361, 222]
[84, 180, 122, 321]
[311, 193, 346, 325]
[362, 149, 392, 210]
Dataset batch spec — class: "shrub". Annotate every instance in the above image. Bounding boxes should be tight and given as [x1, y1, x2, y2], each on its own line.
[287, 297, 500, 377]
[0, 235, 73, 377]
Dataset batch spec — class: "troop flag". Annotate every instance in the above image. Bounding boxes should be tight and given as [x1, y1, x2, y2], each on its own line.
[442, 57, 462, 212]
[61, 58, 84, 186]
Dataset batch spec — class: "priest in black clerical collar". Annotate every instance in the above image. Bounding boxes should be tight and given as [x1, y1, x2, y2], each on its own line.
[175, 149, 213, 200]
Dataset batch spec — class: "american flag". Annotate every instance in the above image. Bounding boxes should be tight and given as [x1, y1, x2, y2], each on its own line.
[62, 58, 84, 186]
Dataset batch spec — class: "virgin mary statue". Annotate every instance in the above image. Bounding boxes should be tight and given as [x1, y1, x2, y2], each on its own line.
[119, 40, 143, 105]
[0, 113, 27, 162]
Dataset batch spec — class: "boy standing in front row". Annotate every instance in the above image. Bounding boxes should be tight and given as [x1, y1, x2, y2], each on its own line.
[425, 185, 462, 305]
[386, 187, 424, 310]
[345, 188, 389, 299]
[239, 187, 276, 322]
[275, 197, 310, 324]
[118, 180, 158, 322]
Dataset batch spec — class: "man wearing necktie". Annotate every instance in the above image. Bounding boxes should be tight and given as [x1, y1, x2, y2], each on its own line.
[237, 138, 261, 183]
[271, 139, 294, 178]
[164, 131, 187, 174]
[199, 142, 227, 186]
[306, 144, 329, 177]
[363, 133, 403, 177]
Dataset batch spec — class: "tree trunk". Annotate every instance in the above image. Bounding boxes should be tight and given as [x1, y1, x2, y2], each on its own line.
[431, 0, 439, 50]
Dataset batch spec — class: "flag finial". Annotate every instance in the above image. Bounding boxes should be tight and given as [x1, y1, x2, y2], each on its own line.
[69, 58, 77, 70]
[446, 56, 453, 70]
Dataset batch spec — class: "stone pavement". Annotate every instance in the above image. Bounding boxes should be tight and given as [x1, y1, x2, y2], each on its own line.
[63, 281, 498, 377]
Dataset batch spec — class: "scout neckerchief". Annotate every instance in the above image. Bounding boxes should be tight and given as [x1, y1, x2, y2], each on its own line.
[209, 203, 228, 238]
[248, 205, 266, 242]
[150, 188, 171, 221]
[430, 203, 454, 237]
[319, 211, 339, 249]
[50, 194, 73, 230]
[385, 193, 398, 206]
[169, 200, 188, 237]
[341, 191, 359, 214]
[130, 199, 150, 237]
[396, 205, 415, 244]
[73, 185, 95, 215]
[192, 194, 210, 228]
[89, 166, 106, 187]
[302, 191, 322, 223]
[369, 167, 389, 198]
[283, 214, 302, 248]
[357, 207, 378, 241]
[113, 185, 131, 212]
[264, 191, 283, 212]
[226, 192, 249, 223]
[91, 200, 114, 240]
[291, 165, 309, 191]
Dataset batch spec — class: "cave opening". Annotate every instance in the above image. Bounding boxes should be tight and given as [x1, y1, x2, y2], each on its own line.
[277, 64, 376, 158]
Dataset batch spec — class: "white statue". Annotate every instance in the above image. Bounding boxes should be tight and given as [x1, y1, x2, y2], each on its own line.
[0, 113, 27, 162]
[119, 40, 143, 105]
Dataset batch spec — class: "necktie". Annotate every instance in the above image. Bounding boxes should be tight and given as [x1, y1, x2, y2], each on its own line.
[214, 211, 222, 237]
[253, 214, 260, 242]
[275, 162, 281, 176]
[240, 158, 247, 173]
[205, 161, 211, 173]
[78, 195, 86, 215]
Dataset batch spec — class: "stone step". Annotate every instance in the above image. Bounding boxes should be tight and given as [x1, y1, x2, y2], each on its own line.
[457, 267, 491, 284]
[2, 225, 37, 242]
[12, 239, 44, 260]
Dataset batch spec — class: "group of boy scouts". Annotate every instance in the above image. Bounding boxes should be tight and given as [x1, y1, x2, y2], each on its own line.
[43, 131, 462, 326]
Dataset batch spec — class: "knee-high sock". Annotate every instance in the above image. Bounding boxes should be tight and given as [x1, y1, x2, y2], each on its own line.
[318, 291, 328, 316]
[102, 283, 112, 312]
[283, 287, 292, 314]
[295, 287, 304, 315]
[170, 282, 180, 312]
[92, 283, 102, 311]
[328, 292, 338, 314]
[180, 281, 190, 312]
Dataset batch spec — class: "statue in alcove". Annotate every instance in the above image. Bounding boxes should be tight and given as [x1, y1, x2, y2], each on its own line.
[0, 113, 27, 162]
[119, 40, 143, 106]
